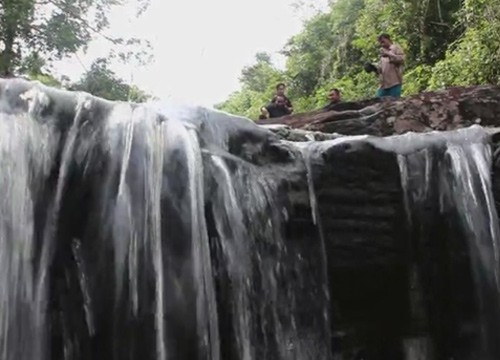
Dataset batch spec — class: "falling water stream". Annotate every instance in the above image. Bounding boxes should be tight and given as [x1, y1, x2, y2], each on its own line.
[1, 79, 500, 360]
[395, 129, 500, 360]
[0, 89, 56, 360]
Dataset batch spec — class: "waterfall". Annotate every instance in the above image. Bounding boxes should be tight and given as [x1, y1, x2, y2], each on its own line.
[0, 79, 334, 359]
[396, 128, 500, 359]
[209, 155, 253, 360]
[206, 140, 331, 359]
[3, 78, 500, 360]
[291, 126, 500, 359]
[297, 141, 334, 359]
[0, 84, 79, 360]
[103, 104, 221, 359]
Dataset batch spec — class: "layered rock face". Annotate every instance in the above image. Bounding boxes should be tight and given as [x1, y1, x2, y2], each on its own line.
[0, 79, 499, 360]
[257, 85, 500, 136]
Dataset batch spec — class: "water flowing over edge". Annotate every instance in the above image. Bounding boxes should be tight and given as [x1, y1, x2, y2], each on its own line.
[0, 79, 335, 360]
[2, 78, 500, 360]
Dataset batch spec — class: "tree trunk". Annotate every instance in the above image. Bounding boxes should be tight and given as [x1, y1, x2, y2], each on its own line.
[0, 34, 16, 77]
[0, 7, 18, 77]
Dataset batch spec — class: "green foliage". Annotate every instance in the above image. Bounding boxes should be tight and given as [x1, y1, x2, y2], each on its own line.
[429, 0, 500, 88]
[283, 12, 334, 97]
[70, 58, 150, 102]
[0, 0, 151, 102]
[30, 73, 63, 88]
[240, 53, 284, 90]
[219, 0, 498, 119]
[215, 52, 288, 119]
[215, 90, 270, 119]
[325, 0, 365, 79]
[403, 64, 433, 95]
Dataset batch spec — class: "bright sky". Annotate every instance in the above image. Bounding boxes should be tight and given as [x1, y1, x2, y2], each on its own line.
[54, 0, 329, 107]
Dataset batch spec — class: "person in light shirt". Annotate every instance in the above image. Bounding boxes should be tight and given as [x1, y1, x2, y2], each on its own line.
[370, 33, 405, 98]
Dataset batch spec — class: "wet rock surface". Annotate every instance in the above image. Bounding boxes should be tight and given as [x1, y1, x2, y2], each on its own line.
[257, 85, 500, 136]
[0, 79, 500, 360]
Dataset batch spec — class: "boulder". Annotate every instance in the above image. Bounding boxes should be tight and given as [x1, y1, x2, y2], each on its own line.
[257, 85, 500, 136]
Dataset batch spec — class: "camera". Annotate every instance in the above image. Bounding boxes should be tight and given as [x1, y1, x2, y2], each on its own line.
[364, 62, 378, 74]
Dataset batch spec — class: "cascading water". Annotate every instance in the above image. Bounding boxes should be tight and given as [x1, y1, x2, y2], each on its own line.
[0, 79, 331, 360]
[395, 128, 500, 360]
[286, 126, 500, 359]
[2, 78, 500, 360]
[294, 137, 369, 360]
[0, 87, 56, 360]
[100, 103, 223, 359]
[204, 137, 332, 359]
[209, 155, 253, 360]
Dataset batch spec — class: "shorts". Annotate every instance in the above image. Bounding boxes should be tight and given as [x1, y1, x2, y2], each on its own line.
[376, 84, 402, 98]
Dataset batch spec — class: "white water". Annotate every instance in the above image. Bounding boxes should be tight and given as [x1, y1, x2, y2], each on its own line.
[185, 126, 221, 360]
[289, 126, 500, 359]
[3, 78, 500, 360]
[396, 132, 500, 359]
[209, 152, 292, 359]
[104, 103, 169, 359]
[397, 148, 433, 227]
[445, 143, 500, 356]
[105, 104, 223, 359]
[297, 142, 332, 360]
[210, 155, 253, 360]
[0, 86, 59, 360]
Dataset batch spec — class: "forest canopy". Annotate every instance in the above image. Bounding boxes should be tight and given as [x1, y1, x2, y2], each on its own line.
[216, 0, 500, 119]
[0, 0, 152, 102]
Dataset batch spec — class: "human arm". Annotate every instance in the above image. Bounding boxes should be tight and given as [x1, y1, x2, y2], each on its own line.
[382, 45, 405, 65]
[285, 98, 294, 114]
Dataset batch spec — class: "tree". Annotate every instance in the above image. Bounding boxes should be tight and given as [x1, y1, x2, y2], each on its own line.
[0, 0, 151, 76]
[239, 52, 282, 93]
[280, 0, 368, 108]
[70, 57, 150, 102]
[353, 0, 461, 67]
[429, 0, 500, 88]
[220, 0, 500, 118]
[282, 12, 334, 97]
[215, 52, 286, 119]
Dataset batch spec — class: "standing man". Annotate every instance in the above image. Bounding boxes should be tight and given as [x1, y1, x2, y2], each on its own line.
[260, 82, 294, 119]
[375, 34, 405, 98]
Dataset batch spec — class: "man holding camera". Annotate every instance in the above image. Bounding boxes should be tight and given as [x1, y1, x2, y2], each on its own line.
[260, 83, 294, 119]
[365, 34, 405, 98]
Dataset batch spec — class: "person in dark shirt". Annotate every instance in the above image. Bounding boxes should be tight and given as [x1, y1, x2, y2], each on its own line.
[322, 88, 342, 111]
[260, 82, 294, 119]
[261, 95, 292, 118]
[275, 82, 293, 113]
